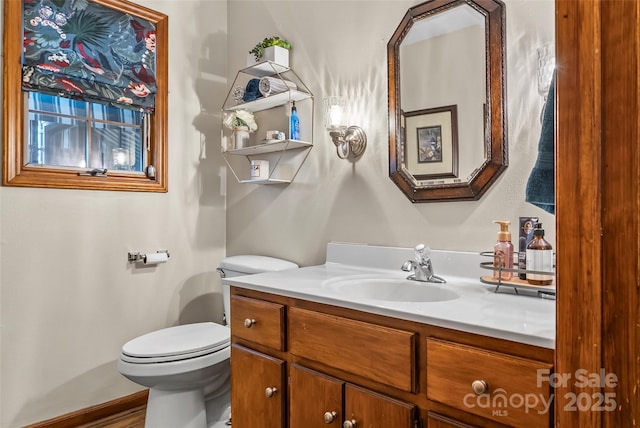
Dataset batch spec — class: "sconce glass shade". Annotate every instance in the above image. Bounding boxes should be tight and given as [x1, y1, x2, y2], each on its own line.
[323, 96, 366, 160]
[324, 96, 347, 131]
[537, 43, 555, 98]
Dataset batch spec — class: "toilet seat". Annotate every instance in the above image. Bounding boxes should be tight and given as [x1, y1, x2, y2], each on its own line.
[121, 322, 230, 364]
[218, 255, 298, 276]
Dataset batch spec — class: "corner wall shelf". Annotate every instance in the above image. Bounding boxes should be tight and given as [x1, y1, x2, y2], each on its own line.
[221, 61, 314, 185]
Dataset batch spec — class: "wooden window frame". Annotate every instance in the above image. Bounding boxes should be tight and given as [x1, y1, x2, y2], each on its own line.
[2, 0, 168, 192]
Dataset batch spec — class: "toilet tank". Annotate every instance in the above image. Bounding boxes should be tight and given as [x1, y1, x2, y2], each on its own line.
[217, 255, 298, 326]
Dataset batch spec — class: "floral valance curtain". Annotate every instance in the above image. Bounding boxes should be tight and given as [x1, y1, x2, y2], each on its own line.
[22, 0, 157, 112]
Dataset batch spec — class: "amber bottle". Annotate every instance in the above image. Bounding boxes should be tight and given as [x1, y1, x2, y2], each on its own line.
[525, 223, 554, 285]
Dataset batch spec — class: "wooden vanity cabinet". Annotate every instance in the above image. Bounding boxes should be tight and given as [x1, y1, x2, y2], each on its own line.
[229, 287, 553, 428]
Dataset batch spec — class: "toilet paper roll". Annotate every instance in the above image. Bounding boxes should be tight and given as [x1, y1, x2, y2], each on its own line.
[143, 252, 169, 265]
[259, 77, 297, 97]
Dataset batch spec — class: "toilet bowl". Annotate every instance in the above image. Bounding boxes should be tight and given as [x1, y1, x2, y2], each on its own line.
[118, 255, 298, 428]
[118, 322, 231, 428]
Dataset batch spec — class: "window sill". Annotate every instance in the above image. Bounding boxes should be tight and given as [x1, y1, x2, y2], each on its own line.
[3, 166, 167, 192]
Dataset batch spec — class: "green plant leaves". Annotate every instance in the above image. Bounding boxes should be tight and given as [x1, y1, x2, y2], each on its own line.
[249, 36, 291, 61]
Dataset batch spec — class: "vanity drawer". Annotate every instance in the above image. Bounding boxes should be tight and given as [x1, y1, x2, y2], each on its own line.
[231, 295, 285, 351]
[426, 338, 553, 427]
[288, 307, 416, 392]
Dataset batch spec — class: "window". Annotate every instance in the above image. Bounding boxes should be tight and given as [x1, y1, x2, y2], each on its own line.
[2, 0, 168, 192]
[27, 93, 146, 172]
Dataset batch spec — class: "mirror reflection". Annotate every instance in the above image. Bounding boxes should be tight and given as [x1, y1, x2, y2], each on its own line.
[400, 5, 485, 182]
[388, 0, 507, 202]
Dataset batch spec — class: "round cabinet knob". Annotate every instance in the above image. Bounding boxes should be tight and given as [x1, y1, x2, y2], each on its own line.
[265, 387, 277, 398]
[343, 420, 357, 428]
[323, 411, 337, 424]
[244, 318, 256, 328]
[471, 379, 489, 395]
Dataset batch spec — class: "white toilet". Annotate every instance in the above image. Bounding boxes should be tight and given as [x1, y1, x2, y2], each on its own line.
[118, 255, 298, 428]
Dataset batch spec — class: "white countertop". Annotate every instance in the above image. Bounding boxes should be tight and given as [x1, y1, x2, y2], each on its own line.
[223, 243, 556, 349]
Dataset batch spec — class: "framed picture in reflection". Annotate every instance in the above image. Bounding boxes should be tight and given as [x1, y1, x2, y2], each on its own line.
[404, 105, 459, 179]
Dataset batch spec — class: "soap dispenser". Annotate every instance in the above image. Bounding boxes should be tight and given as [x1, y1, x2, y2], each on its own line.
[290, 101, 300, 140]
[492, 220, 514, 280]
[526, 223, 554, 285]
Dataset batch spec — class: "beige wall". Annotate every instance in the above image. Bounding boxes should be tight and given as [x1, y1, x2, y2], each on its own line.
[0, 0, 228, 426]
[0, 0, 554, 426]
[226, 0, 555, 266]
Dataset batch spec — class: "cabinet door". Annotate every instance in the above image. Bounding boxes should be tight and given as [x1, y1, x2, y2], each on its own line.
[344, 384, 416, 428]
[231, 344, 285, 428]
[426, 411, 478, 428]
[289, 364, 344, 428]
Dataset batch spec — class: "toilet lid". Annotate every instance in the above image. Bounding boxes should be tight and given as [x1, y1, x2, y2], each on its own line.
[121, 322, 230, 363]
[218, 255, 298, 275]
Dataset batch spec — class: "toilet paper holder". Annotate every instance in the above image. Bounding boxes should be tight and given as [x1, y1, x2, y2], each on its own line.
[128, 250, 170, 264]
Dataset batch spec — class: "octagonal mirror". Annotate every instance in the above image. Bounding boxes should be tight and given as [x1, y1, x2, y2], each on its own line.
[388, 0, 507, 202]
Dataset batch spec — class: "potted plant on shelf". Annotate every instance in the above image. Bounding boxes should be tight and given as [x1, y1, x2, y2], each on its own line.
[247, 36, 291, 68]
[224, 109, 257, 149]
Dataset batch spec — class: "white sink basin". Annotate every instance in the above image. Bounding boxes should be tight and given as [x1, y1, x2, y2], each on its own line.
[323, 276, 459, 302]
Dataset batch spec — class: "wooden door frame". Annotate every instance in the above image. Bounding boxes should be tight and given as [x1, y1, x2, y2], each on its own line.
[556, 1, 639, 426]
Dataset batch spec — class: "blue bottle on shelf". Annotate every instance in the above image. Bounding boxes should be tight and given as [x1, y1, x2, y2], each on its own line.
[290, 101, 300, 140]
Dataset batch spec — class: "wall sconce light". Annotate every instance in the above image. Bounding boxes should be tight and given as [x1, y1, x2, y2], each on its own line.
[537, 42, 555, 100]
[536, 43, 555, 122]
[323, 96, 367, 159]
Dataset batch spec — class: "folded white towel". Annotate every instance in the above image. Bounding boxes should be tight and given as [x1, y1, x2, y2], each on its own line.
[259, 77, 297, 97]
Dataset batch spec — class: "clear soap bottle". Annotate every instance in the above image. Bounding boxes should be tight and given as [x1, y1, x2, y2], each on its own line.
[526, 223, 554, 285]
[492, 221, 514, 280]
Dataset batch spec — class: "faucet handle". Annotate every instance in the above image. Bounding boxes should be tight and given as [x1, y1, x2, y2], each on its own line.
[414, 244, 431, 263]
[401, 260, 415, 272]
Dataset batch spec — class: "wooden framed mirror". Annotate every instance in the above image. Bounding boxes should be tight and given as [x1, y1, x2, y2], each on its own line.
[388, 0, 507, 202]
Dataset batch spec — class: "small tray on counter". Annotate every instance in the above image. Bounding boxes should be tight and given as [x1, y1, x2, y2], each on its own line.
[480, 275, 556, 296]
[479, 252, 556, 299]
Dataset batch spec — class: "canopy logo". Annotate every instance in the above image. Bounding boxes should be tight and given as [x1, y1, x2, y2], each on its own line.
[462, 368, 618, 416]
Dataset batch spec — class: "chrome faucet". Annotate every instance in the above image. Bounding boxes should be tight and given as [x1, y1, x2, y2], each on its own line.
[401, 244, 446, 284]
